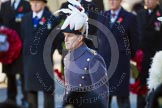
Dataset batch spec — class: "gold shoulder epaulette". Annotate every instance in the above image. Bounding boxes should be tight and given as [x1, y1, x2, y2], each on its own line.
[89, 49, 97, 55]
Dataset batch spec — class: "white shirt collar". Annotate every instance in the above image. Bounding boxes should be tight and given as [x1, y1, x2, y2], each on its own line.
[148, 9, 153, 14]
[11, 0, 21, 9]
[110, 7, 121, 17]
[32, 9, 44, 19]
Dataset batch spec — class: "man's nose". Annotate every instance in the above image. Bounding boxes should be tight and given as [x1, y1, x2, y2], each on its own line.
[64, 36, 68, 42]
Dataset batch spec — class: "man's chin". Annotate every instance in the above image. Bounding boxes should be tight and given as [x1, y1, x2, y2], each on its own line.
[65, 47, 70, 50]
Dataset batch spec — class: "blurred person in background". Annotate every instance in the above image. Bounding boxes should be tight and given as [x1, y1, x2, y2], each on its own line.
[0, 0, 31, 107]
[146, 51, 162, 108]
[92, 0, 104, 12]
[136, 0, 162, 107]
[97, 0, 138, 107]
[21, 0, 61, 107]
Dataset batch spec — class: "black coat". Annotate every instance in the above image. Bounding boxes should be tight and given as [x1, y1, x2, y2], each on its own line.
[21, 10, 60, 92]
[137, 5, 162, 85]
[0, 0, 31, 74]
[97, 7, 138, 96]
[92, 0, 104, 11]
[146, 84, 162, 108]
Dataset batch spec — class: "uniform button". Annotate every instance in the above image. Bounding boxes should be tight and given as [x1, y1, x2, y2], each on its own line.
[66, 92, 68, 94]
[87, 58, 90, 62]
[79, 84, 82, 87]
[81, 76, 85, 79]
[84, 67, 88, 70]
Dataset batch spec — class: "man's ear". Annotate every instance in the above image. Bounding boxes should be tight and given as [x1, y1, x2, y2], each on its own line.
[78, 35, 84, 42]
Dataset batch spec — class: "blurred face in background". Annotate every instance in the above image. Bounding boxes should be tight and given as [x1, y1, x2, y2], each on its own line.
[108, 0, 122, 11]
[144, 0, 159, 10]
[30, 1, 46, 13]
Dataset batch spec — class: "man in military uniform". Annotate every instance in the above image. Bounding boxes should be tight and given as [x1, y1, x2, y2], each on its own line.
[137, 0, 162, 107]
[58, 0, 96, 80]
[0, 0, 31, 106]
[63, 33, 109, 108]
[55, 1, 109, 107]
[21, 0, 60, 107]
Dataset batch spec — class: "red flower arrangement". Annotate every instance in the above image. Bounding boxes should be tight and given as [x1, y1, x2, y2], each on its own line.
[130, 79, 148, 95]
[39, 17, 46, 25]
[117, 17, 123, 24]
[0, 26, 22, 64]
[54, 69, 64, 82]
[131, 50, 143, 72]
[18, 6, 23, 13]
[130, 50, 148, 95]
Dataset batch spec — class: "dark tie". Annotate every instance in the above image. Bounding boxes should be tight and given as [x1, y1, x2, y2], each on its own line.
[32, 16, 39, 28]
[111, 13, 116, 18]
[110, 13, 116, 28]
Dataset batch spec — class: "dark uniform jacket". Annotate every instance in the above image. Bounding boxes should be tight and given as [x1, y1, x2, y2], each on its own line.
[0, 0, 31, 74]
[63, 44, 109, 108]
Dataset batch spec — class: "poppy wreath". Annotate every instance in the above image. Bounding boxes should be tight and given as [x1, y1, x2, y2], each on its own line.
[130, 49, 148, 95]
[0, 26, 22, 64]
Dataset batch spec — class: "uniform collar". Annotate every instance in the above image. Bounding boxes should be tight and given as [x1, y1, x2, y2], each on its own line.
[69, 44, 87, 61]
[33, 9, 44, 19]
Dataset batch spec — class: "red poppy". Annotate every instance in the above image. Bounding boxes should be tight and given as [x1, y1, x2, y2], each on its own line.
[156, 11, 161, 17]
[18, 6, 23, 13]
[117, 17, 123, 24]
[130, 79, 148, 95]
[40, 17, 46, 24]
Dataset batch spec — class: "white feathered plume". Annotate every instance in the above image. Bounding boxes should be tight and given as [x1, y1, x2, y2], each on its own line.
[147, 51, 162, 90]
[157, 17, 162, 22]
[55, 0, 88, 37]
[67, 0, 82, 7]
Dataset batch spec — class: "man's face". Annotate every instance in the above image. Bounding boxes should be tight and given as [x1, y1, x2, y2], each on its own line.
[30, 1, 45, 13]
[108, 0, 122, 11]
[64, 33, 83, 50]
[144, 0, 159, 9]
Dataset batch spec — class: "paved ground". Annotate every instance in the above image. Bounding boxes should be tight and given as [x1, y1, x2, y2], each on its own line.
[0, 50, 137, 108]
[0, 81, 137, 108]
